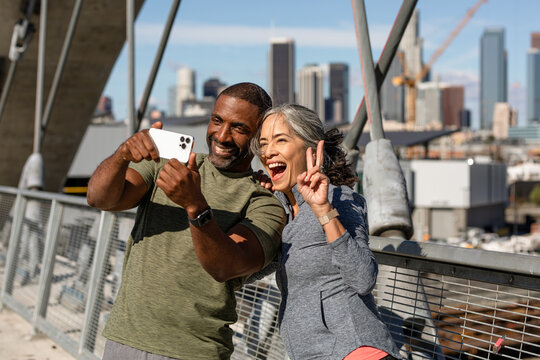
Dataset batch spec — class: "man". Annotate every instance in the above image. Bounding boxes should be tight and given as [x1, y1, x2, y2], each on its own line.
[87, 82, 285, 360]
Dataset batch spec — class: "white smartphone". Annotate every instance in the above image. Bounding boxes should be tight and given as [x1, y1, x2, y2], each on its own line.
[148, 128, 194, 162]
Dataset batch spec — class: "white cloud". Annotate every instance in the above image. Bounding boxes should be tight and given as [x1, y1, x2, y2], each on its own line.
[136, 21, 391, 50]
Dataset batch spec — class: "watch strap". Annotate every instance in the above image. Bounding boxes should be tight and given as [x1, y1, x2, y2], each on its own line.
[188, 208, 213, 227]
[318, 208, 339, 226]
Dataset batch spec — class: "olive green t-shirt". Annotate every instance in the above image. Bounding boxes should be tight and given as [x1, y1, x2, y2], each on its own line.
[103, 154, 284, 359]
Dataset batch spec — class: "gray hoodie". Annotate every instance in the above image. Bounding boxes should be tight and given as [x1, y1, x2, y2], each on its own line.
[274, 184, 403, 360]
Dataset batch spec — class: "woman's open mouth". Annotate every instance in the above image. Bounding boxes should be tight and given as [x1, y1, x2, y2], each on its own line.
[268, 162, 287, 181]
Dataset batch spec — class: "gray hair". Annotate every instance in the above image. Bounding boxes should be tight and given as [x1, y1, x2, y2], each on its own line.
[251, 104, 324, 157]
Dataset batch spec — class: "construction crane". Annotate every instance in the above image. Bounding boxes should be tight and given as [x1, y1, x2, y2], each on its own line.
[392, 0, 487, 127]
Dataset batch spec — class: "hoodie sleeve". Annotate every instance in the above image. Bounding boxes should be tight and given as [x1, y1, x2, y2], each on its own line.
[327, 187, 378, 295]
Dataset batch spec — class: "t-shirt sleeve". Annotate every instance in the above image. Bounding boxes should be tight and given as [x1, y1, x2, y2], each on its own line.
[129, 159, 161, 189]
[239, 190, 285, 269]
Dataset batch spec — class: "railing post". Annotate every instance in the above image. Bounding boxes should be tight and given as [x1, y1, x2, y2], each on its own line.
[136, 0, 182, 131]
[126, 0, 136, 136]
[31, 199, 63, 334]
[79, 210, 114, 355]
[0, 193, 27, 306]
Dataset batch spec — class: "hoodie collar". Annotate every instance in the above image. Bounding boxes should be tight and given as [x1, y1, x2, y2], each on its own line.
[275, 184, 305, 210]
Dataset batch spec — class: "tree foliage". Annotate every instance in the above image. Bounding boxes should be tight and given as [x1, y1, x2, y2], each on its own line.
[529, 184, 540, 205]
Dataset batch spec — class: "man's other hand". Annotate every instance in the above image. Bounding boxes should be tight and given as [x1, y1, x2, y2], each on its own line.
[156, 152, 209, 217]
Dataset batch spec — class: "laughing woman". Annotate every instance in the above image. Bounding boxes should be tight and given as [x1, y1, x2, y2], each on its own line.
[251, 104, 402, 360]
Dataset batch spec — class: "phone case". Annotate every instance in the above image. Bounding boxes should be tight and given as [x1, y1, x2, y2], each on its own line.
[148, 128, 194, 162]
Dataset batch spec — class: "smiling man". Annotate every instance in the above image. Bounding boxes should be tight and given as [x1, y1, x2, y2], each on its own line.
[86, 82, 285, 360]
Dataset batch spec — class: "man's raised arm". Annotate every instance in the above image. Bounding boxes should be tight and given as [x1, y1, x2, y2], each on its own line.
[87, 122, 162, 211]
[156, 152, 283, 282]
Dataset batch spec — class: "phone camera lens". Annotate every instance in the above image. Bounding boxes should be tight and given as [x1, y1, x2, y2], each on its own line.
[181, 144, 186, 149]
[186, 138, 191, 144]
[180, 136, 185, 142]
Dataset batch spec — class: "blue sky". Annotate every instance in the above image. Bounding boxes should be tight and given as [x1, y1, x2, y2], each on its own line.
[103, 0, 540, 129]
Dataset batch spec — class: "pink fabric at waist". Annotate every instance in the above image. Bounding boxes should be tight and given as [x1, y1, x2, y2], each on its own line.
[343, 346, 388, 360]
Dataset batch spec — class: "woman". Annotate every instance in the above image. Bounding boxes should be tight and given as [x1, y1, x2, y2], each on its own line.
[251, 104, 402, 360]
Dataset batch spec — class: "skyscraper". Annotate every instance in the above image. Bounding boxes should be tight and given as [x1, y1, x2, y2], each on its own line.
[328, 63, 349, 124]
[269, 38, 295, 105]
[528, 33, 540, 124]
[399, 9, 423, 77]
[531, 32, 540, 49]
[176, 67, 196, 116]
[297, 64, 325, 121]
[480, 28, 507, 130]
[398, 9, 423, 123]
[203, 77, 226, 99]
[493, 102, 517, 139]
[416, 82, 442, 128]
[441, 85, 464, 128]
[168, 85, 176, 117]
[379, 56, 404, 122]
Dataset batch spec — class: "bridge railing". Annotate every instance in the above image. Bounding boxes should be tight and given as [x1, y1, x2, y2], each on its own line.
[0, 185, 538, 360]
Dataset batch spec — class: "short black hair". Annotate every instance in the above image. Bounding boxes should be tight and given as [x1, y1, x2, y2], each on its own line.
[218, 82, 272, 118]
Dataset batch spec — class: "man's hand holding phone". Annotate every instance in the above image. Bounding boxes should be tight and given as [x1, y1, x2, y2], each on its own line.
[117, 121, 163, 163]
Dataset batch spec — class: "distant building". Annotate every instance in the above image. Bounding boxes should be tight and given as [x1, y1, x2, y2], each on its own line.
[269, 38, 295, 105]
[460, 109, 471, 128]
[410, 160, 507, 239]
[93, 96, 114, 123]
[508, 123, 540, 143]
[168, 85, 176, 117]
[399, 9, 424, 124]
[95, 96, 112, 116]
[180, 98, 214, 117]
[527, 47, 540, 124]
[480, 28, 507, 130]
[297, 64, 325, 121]
[379, 55, 404, 122]
[492, 102, 518, 139]
[531, 32, 540, 49]
[399, 9, 423, 77]
[416, 82, 442, 128]
[416, 81, 464, 129]
[441, 85, 464, 128]
[176, 67, 196, 116]
[203, 78, 226, 99]
[327, 63, 349, 124]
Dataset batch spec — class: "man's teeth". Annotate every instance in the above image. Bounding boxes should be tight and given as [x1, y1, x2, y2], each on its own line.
[268, 162, 286, 169]
[215, 144, 233, 153]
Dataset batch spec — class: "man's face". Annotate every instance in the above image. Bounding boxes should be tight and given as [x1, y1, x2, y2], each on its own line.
[206, 95, 261, 172]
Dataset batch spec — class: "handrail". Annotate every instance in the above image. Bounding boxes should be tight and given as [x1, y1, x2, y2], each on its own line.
[370, 236, 540, 279]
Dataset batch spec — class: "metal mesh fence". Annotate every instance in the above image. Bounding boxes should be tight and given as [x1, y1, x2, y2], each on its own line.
[0, 191, 16, 289]
[0, 187, 539, 360]
[10, 197, 51, 312]
[232, 275, 287, 360]
[374, 266, 540, 360]
[47, 204, 101, 347]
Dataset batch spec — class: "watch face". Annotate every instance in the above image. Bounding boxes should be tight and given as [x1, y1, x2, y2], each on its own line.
[190, 208, 213, 227]
[199, 209, 213, 226]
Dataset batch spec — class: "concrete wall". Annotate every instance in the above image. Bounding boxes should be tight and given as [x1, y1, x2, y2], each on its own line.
[0, 0, 145, 192]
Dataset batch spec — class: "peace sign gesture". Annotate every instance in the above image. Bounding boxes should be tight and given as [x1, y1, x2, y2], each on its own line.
[297, 140, 332, 216]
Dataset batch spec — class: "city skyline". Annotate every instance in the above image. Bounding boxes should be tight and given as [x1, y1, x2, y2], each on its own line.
[102, 0, 540, 130]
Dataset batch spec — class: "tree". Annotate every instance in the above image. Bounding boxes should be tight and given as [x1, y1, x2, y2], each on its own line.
[529, 184, 540, 205]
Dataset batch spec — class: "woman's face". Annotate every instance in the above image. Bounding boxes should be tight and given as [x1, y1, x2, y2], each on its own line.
[259, 114, 308, 193]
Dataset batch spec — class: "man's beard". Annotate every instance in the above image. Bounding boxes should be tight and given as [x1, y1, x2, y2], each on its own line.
[207, 136, 250, 171]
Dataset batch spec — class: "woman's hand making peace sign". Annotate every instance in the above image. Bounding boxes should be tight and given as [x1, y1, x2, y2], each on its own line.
[297, 140, 333, 218]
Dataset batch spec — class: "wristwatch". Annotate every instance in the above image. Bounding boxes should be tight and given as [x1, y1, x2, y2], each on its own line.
[318, 208, 339, 226]
[188, 208, 214, 228]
